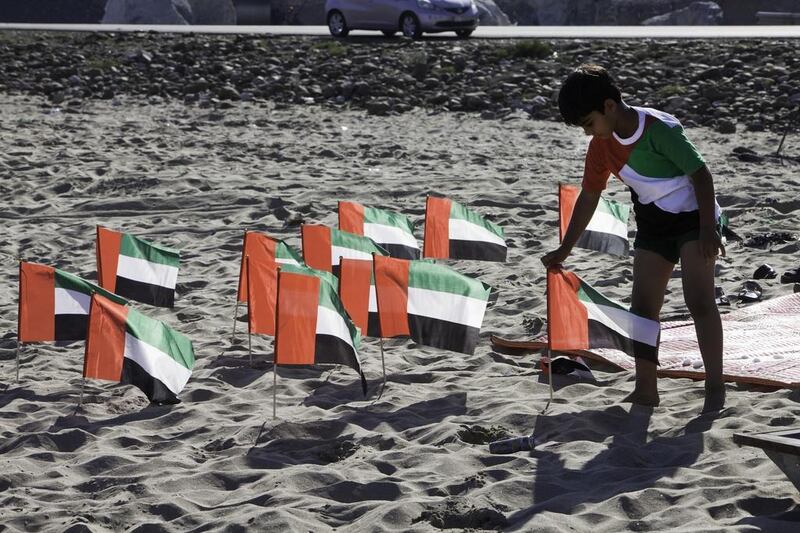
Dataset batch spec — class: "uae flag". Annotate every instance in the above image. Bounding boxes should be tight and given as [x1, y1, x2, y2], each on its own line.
[247, 259, 339, 337]
[423, 196, 506, 262]
[301, 224, 387, 275]
[83, 293, 195, 404]
[339, 201, 420, 259]
[275, 270, 367, 395]
[373, 255, 491, 354]
[547, 268, 659, 362]
[18, 261, 128, 342]
[236, 231, 302, 302]
[96, 226, 180, 308]
[338, 258, 381, 337]
[559, 184, 630, 257]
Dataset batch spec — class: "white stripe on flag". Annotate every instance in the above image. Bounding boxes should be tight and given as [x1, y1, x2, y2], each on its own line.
[276, 257, 300, 265]
[316, 306, 357, 351]
[448, 219, 505, 247]
[407, 287, 487, 329]
[55, 287, 90, 315]
[364, 222, 419, 249]
[586, 210, 628, 239]
[124, 332, 192, 395]
[583, 301, 660, 347]
[117, 255, 179, 289]
[331, 245, 373, 265]
[368, 284, 377, 313]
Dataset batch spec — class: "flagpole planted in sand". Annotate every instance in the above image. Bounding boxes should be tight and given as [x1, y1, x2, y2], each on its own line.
[231, 301, 240, 344]
[15, 341, 21, 382]
[371, 253, 388, 399]
[543, 267, 554, 413]
[245, 256, 253, 366]
[273, 269, 282, 419]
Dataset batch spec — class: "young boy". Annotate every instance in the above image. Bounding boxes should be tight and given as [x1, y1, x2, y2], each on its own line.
[541, 64, 725, 408]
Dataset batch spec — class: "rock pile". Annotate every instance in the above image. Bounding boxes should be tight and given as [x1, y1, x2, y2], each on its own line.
[0, 31, 797, 134]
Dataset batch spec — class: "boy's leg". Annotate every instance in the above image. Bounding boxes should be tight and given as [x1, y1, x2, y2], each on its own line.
[679, 240, 725, 406]
[625, 248, 674, 406]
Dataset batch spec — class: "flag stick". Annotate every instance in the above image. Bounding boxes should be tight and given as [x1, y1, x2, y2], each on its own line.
[15, 341, 21, 382]
[542, 348, 553, 413]
[376, 337, 387, 400]
[272, 362, 277, 419]
[231, 301, 240, 344]
[78, 377, 85, 408]
[248, 329, 253, 366]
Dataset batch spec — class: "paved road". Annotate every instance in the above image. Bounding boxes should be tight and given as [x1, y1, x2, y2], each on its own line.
[1, 23, 799, 39]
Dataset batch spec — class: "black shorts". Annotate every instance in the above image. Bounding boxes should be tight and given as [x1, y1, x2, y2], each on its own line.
[631, 190, 701, 264]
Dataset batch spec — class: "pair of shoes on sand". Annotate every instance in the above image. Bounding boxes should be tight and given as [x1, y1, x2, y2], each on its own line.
[753, 264, 800, 284]
[716, 281, 762, 304]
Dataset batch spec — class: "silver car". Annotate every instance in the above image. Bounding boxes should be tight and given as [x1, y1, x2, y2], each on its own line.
[325, 0, 479, 39]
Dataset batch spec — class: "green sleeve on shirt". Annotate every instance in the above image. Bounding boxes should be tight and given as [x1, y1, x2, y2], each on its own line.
[649, 121, 706, 176]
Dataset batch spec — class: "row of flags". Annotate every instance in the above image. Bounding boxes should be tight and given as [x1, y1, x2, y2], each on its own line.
[19, 226, 192, 404]
[17, 195, 507, 403]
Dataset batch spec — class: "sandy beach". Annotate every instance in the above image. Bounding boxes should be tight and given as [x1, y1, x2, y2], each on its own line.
[1, 32, 800, 531]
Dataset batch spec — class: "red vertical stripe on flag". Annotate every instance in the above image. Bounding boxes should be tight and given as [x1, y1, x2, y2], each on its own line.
[275, 272, 319, 365]
[339, 258, 371, 335]
[96, 226, 122, 293]
[237, 231, 278, 302]
[558, 184, 579, 243]
[374, 255, 410, 337]
[18, 262, 55, 342]
[83, 293, 129, 381]
[547, 268, 589, 351]
[338, 201, 365, 235]
[302, 224, 333, 272]
[423, 196, 451, 259]
[247, 257, 278, 336]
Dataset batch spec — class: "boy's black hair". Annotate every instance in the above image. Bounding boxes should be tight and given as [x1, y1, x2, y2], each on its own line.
[558, 64, 622, 126]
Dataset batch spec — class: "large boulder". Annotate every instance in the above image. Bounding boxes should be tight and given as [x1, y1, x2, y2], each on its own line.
[476, 0, 512, 25]
[642, 1, 722, 25]
[494, 0, 708, 25]
[103, 0, 236, 24]
[103, 0, 193, 24]
[187, 0, 237, 24]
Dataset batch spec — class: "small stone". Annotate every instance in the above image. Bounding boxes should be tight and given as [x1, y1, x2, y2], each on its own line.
[716, 119, 736, 134]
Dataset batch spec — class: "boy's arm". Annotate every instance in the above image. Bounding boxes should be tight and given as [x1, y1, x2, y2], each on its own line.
[541, 188, 602, 268]
[690, 165, 725, 262]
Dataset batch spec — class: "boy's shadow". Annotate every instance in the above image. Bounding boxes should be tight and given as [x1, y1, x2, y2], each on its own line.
[509, 403, 722, 523]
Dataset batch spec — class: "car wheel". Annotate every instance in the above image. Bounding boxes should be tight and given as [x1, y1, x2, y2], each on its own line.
[327, 10, 349, 37]
[455, 29, 473, 38]
[400, 13, 422, 39]
[382, 30, 397, 37]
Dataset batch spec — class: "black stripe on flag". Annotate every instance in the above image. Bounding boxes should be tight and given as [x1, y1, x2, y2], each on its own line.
[587, 320, 658, 363]
[449, 240, 506, 262]
[576, 230, 629, 257]
[315, 334, 367, 395]
[121, 358, 180, 404]
[367, 312, 381, 338]
[115, 276, 175, 308]
[408, 314, 480, 355]
[54, 314, 88, 341]
[379, 243, 421, 260]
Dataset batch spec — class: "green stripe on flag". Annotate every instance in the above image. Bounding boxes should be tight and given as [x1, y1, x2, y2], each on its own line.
[125, 307, 195, 371]
[595, 197, 630, 222]
[448, 200, 505, 239]
[317, 277, 361, 350]
[408, 260, 491, 300]
[331, 228, 388, 255]
[363, 207, 415, 235]
[276, 241, 303, 263]
[577, 279, 626, 312]
[54, 269, 128, 305]
[280, 263, 339, 291]
[120, 233, 181, 267]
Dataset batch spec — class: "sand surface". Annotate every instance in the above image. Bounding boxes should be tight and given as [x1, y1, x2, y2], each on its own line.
[1, 93, 800, 531]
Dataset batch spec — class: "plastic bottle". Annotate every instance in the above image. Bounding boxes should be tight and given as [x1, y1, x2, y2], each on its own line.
[488, 434, 535, 454]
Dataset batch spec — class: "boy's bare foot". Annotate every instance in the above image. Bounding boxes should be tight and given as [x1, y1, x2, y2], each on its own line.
[622, 389, 660, 407]
[702, 383, 726, 413]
